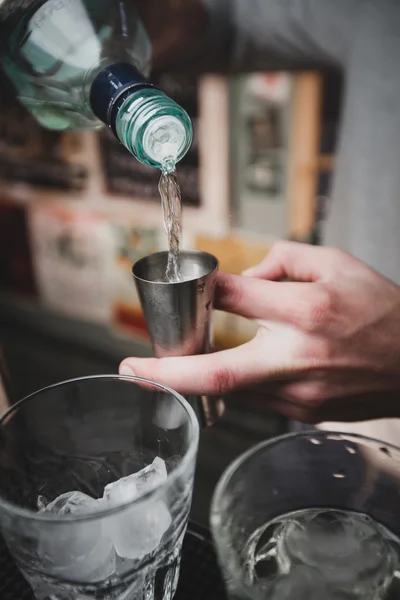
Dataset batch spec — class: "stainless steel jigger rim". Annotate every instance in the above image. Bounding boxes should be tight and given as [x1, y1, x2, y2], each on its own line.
[132, 249, 219, 284]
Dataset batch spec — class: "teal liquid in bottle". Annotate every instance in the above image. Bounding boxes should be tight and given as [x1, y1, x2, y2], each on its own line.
[1, 0, 193, 168]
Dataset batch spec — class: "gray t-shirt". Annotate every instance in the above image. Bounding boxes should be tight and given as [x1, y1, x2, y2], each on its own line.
[193, 0, 400, 283]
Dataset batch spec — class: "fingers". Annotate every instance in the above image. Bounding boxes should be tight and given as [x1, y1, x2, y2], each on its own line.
[216, 272, 333, 333]
[243, 241, 339, 282]
[119, 337, 269, 396]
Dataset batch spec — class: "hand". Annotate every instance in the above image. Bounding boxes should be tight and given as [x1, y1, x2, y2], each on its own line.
[120, 242, 400, 423]
[135, 0, 207, 69]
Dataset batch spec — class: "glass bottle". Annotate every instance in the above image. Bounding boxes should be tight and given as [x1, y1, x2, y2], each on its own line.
[0, 0, 193, 169]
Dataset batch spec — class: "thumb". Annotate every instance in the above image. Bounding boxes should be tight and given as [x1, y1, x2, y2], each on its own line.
[243, 241, 336, 282]
[119, 338, 267, 397]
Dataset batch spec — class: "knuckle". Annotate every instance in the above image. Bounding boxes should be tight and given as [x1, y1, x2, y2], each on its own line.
[204, 366, 236, 396]
[301, 286, 333, 332]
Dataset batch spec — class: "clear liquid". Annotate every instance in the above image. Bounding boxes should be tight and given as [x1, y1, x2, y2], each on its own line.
[241, 508, 400, 600]
[158, 168, 182, 283]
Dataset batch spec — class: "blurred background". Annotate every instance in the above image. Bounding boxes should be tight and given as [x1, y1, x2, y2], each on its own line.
[0, 62, 342, 401]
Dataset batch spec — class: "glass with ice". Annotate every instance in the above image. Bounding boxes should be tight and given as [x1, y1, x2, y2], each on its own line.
[211, 431, 400, 600]
[0, 375, 199, 600]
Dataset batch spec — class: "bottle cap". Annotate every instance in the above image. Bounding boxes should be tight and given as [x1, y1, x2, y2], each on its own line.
[90, 62, 152, 127]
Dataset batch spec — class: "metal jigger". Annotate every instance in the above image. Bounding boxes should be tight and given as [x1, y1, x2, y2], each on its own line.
[132, 250, 225, 427]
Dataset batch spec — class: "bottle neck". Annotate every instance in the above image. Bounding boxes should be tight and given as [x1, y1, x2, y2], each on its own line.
[90, 63, 151, 131]
[90, 63, 193, 169]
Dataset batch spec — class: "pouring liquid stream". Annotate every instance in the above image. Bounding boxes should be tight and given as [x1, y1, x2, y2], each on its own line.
[159, 164, 183, 282]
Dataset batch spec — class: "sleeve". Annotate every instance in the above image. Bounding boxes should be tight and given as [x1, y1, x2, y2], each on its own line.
[172, 0, 362, 74]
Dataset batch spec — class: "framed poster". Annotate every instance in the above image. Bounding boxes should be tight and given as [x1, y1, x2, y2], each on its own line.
[28, 204, 113, 323]
[229, 72, 294, 240]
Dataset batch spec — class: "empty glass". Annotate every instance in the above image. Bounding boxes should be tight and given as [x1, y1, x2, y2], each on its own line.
[211, 431, 400, 600]
[0, 375, 199, 600]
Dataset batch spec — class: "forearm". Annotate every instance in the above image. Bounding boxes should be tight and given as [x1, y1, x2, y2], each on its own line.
[166, 0, 362, 74]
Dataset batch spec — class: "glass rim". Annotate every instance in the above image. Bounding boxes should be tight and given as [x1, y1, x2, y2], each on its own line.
[0, 374, 200, 524]
[210, 429, 400, 598]
[211, 428, 400, 523]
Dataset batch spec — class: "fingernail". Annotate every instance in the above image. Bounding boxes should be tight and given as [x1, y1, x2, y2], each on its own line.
[242, 268, 255, 276]
[119, 364, 135, 376]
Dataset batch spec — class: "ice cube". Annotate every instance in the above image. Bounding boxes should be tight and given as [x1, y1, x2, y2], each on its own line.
[135, 457, 168, 495]
[277, 509, 396, 596]
[38, 491, 116, 582]
[104, 457, 168, 509]
[39, 490, 106, 516]
[111, 499, 172, 559]
[103, 458, 171, 559]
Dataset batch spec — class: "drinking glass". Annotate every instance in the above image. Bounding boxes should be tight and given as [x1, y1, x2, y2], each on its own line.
[0, 375, 199, 600]
[211, 431, 400, 600]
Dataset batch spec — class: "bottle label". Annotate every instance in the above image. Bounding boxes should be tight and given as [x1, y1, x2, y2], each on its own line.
[30, 0, 77, 31]
[23, 0, 99, 73]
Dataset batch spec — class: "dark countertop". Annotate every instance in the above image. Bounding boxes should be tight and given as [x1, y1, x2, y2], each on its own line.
[0, 293, 286, 530]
